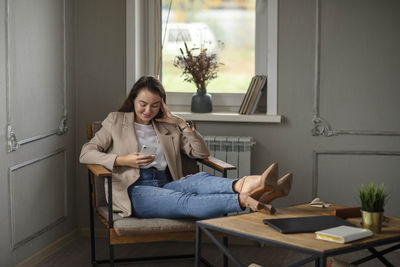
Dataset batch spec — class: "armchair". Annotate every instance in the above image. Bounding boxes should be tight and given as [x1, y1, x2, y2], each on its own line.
[85, 121, 236, 266]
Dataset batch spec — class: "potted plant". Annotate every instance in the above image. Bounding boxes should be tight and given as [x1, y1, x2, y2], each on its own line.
[174, 42, 222, 113]
[358, 182, 388, 233]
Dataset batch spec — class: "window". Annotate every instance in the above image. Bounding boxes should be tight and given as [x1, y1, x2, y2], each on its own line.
[126, 0, 278, 117]
[161, 0, 256, 94]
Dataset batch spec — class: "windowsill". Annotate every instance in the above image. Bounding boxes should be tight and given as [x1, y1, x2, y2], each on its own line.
[172, 111, 282, 123]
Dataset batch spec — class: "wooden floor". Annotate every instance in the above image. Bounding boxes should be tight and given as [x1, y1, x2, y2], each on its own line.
[34, 236, 400, 267]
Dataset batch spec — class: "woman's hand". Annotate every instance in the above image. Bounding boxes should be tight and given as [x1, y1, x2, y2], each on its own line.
[155, 100, 183, 125]
[155, 101, 193, 131]
[114, 152, 155, 168]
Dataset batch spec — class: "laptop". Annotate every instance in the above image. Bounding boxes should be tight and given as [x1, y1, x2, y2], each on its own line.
[263, 215, 355, 234]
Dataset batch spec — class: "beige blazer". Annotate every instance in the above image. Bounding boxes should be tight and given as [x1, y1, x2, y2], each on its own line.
[79, 112, 210, 217]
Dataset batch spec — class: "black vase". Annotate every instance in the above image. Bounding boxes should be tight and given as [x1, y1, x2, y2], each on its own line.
[191, 89, 213, 113]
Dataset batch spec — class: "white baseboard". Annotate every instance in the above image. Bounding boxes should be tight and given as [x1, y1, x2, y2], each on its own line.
[15, 229, 80, 267]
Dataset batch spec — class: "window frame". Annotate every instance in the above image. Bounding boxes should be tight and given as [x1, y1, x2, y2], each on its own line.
[126, 0, 278, 117]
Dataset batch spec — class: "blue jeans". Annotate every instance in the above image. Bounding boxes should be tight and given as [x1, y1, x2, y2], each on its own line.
[127, 169, 243, 219]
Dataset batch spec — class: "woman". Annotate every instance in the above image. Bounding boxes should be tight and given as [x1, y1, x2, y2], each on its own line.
[80, 76, 292, 219]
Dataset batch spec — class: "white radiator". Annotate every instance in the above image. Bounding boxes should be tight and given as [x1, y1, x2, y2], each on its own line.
[200, 136, 255, 178]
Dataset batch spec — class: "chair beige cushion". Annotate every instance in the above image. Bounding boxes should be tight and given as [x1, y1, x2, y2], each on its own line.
[98, 206, 196, 236]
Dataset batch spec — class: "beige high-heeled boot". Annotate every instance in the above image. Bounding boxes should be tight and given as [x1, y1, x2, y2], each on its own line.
[259, 173, 293, 204]
[234, 162, 278, 200]
[238, 193, 276, 214]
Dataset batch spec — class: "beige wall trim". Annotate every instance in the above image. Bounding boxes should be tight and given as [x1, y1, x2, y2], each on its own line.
[15, 229, 79, 267]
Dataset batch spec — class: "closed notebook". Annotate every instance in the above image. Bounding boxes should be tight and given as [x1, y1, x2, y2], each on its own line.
[315, 225, 373, 243]
[263, 215, 354, 234]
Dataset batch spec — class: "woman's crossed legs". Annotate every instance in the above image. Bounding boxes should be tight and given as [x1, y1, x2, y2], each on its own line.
[130, 172, 242, 218]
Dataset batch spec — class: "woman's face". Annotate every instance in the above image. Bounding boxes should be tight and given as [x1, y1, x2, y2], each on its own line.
[133, 88, 162, 124]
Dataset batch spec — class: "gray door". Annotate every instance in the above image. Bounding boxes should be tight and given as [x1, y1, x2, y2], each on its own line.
[0, 0, 74, 265]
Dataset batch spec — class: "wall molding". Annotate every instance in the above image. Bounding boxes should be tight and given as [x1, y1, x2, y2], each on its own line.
[9, 148, 68, 249]
[311, 0, 400, 137]
[312, 150, 400, 198]
[5, 0, 68, 152]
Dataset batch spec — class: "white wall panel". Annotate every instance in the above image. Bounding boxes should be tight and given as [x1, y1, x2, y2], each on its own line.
[6, 0, 66, 150]
[312, 0, 400, 137]
[320, 0, 400, 131]
[9, 149, 67, 249]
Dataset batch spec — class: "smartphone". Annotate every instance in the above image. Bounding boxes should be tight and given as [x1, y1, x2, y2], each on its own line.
[139, 145, 157, 155]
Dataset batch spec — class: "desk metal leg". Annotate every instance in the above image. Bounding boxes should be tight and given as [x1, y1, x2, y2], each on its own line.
[318, 255, 326, 267]
[195, 225, 202, 267]
[223, 236, 228, 267]
[368, 247, 393, 267]
[201, 226, 244, 267]
[352, 243, 400, 266]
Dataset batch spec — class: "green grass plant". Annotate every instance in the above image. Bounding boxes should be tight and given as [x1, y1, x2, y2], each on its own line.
[358, 182, 388, 212]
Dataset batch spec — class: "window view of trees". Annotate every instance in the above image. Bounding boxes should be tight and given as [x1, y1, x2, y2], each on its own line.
[162, 0, 255, 94]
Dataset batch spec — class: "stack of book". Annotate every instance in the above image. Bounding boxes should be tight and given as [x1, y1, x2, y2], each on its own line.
[238, 75, 267, 115]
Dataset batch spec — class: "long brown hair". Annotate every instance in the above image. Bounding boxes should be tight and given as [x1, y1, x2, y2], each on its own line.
[118, 76, 166, 113]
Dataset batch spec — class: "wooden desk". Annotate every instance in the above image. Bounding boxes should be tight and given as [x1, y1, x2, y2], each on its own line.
[195, 204, 400, 267]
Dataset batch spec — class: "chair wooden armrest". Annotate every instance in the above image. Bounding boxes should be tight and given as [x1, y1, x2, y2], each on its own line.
[197, 156, 236, 174]
[86, 164, 112, 177]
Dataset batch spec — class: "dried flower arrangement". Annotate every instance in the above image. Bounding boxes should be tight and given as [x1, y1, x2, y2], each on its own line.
[173, 42, 222, 91]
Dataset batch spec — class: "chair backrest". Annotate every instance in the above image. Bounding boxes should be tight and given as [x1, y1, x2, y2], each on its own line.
[87, 121, 200, 208]
[87, 122, 107, 208]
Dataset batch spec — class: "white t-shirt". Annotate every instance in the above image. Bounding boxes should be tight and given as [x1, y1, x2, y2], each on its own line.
[134, 122, 167, 171]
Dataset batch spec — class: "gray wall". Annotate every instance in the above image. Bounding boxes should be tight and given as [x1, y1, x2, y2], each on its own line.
[75, 0, 400, 236]
[75, 0, 126, 227]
